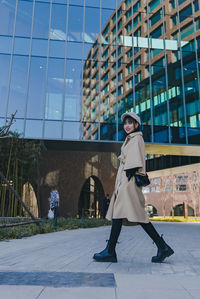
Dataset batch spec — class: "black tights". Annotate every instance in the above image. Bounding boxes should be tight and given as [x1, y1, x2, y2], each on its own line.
[108, 219, 164, 251]
[108, 219, 123, 251]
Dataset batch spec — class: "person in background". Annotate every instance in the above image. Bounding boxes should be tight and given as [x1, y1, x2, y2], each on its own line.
[50, 187, 60, 230]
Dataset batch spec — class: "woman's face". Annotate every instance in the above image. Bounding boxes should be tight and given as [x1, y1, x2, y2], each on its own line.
[123, 117, 138, 134]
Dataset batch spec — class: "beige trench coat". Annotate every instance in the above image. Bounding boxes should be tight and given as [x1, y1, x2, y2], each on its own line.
[106, 131, 149, 224]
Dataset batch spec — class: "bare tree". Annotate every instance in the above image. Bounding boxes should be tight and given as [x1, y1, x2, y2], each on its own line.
[161, 175, 173, 217]
[0, 111, 40, 226]
[187, 171, 200, 217]
[0, 111, 17, 138]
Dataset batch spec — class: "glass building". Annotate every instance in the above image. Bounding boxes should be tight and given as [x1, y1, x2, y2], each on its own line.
[0, 0, 200, 145]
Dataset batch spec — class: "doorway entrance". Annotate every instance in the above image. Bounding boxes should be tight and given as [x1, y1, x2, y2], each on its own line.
[172, 204, 194, 216]
[78, 176, 105, 218]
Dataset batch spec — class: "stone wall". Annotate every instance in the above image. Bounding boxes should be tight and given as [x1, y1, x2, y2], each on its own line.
[145, 163, 200, 217]
[39, 149, 119, 218]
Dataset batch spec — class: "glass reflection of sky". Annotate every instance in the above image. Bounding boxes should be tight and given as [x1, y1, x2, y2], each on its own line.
[0, 0, 199, 141]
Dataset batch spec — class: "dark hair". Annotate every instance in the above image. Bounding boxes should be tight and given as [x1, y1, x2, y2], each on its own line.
[123, 116, 141, 132]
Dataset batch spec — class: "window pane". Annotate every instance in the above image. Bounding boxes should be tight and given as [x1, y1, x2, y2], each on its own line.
[49, 40, 65, 58]
[27, 57, 47, 119]
[197, 36, 200, 52]
[101, 0, 116, 9]
[31, 38, 48, 57]
[84, 42, 96, 60]
[45, 58, 65, 120]
[0, 0, 16, 36]
[63, 121, 80, 139]
[101, 8, 113, 33]
[64, 59, 82, 121]
[7, 55, 29, 118]
[50, 3, 67, 41]
[67, 5, 83, 42]
[0, 54, 11, 117]
[136, 82, 151, 142]
[9, 119, 24, 135]
[150, 10, 161, 27]
[33, 2, 50, 39]
[53, 0, 68, 3]
[44, 120, 62, 139]
[0, 36, 12, 54]
[86, 0, 100, 7]
[25, 119, 43, 138]
[69, 0, 84, 5]
[13, 37, 30, 55]
[167, 49, 187, 144]
[152, 77, 169, 144]
[66, 42, 82, 59]
[84, 6, 100, 43]
[15, 0, 33, 37]
[180, 18, 195, 53]
[100, 122, 117, 141]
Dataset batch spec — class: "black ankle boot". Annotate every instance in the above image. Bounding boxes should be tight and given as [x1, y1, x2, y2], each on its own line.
[152, 237, 174, 263]
[93, 242, 117, 263]
[93, 219, 122, 263]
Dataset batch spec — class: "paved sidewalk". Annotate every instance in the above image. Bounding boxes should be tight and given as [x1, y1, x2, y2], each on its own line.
[0, 222, 200, 299]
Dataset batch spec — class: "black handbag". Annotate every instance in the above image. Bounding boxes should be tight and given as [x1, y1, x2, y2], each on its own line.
[134, 173, 150, 187]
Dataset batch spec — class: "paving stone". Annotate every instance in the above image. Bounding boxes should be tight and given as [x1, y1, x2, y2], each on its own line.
[0, 223, 200, 298]
[0, 271, 116, 288]
[38, 287, 116, 299]
[116, 287, 194, 299]
[187, 290, 200, 299]
[0, 285, 43, 299]
[115, 273, 184, 290]
[175, 276, 200, 290]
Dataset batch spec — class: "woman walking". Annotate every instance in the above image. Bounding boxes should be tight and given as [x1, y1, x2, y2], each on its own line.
[93, 112, 174, 263]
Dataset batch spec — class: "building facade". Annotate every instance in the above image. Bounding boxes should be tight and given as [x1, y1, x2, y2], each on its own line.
[0, 0, 124, 140]
[0, 0, 200, 218]
[144, 163, 200, 217]
[82, 0, 200, 144]
[0, 0, 199, 144]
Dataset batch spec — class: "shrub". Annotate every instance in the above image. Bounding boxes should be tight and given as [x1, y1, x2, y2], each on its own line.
[0, 218, 111, 241]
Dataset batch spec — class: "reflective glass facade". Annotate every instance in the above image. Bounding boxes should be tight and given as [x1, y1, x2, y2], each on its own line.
[0, 0, 200, 144]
